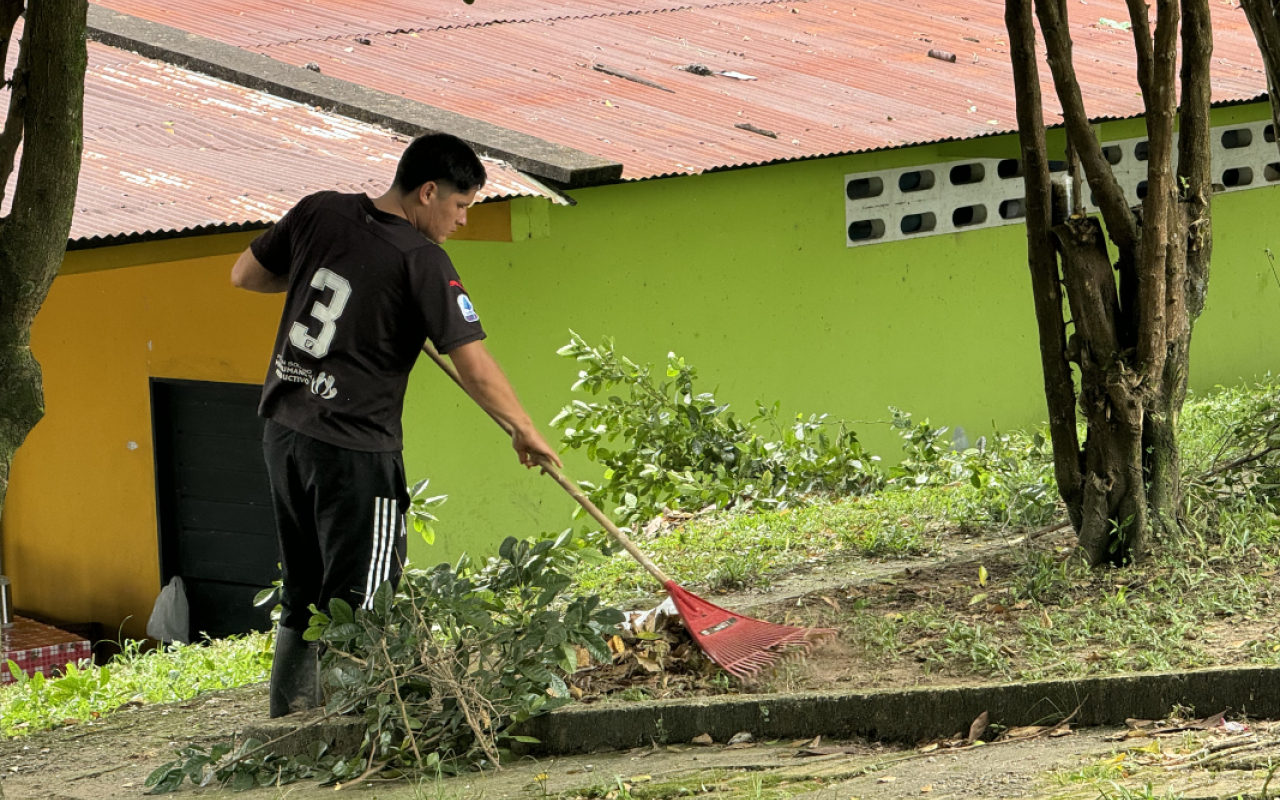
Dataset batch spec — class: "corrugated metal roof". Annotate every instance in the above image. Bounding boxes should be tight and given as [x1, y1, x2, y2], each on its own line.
[90, 0, 782, 46]
[92, 0, 1272, 181]
[3, 34, 560, 244]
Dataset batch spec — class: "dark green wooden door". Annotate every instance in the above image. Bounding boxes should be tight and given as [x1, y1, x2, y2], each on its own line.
[151, 379, 276, 639]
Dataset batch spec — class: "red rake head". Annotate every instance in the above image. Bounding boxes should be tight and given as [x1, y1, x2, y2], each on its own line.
[664, 581, 836, 680]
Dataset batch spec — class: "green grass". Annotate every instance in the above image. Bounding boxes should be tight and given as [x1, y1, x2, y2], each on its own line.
[570, 488, 959, 606]
[839, 512, 1280, 682]
[0, 632, 273, 736]
[572, 379, 1280, 686]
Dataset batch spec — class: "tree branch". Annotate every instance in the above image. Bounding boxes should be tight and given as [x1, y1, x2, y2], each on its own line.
[1178, 0, 1213, 321]
[1134, 0, 1180, 389]
[0, 0, 85, 335]
[0, 32, 28, 208]
[1125, 0, 1156, 99]
[0, 0, 23, 92]
[1006, 0, 1084, 518]
[1034, 0, 1140, 257]
[1241, 0, 1280, 160]
[1056, 218, 1121, 351]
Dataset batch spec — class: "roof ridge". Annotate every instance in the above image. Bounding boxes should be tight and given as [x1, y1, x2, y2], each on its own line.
[255, 0, 793, 49]
[85, 2, 623, 187]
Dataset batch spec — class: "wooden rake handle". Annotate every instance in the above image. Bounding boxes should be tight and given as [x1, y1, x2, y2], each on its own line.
[420, 342, 672, 586]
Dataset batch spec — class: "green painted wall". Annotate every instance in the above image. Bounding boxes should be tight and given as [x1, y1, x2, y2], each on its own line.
[403, 103, 1280, 566]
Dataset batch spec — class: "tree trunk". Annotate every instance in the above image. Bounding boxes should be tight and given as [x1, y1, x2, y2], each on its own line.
[1006, 0, 1212, 565]
[0, 0, 88, 554]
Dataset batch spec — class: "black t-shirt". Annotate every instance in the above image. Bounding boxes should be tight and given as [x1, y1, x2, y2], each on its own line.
[251, 191, 486, 452]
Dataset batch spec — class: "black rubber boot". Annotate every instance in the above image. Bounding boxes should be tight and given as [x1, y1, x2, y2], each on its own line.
[269, 625, 321, 718]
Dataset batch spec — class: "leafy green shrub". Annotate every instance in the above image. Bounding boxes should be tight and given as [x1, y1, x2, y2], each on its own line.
[885, 408, 1058, 528]
[552, 333, 880, 527]
[146, 739, 340, 793]
[148, 532, 623, 792]
[1189, 379, 1280, 509]
[317, 532, 622, 774]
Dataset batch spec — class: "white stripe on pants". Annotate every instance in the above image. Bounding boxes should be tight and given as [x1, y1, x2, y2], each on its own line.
[362, 497, 394, 610]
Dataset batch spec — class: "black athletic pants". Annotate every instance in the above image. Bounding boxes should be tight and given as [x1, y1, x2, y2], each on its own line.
[262, 420, 409, 632]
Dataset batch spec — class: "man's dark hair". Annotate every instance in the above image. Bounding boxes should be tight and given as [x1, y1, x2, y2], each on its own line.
[393, 133, 487, 194]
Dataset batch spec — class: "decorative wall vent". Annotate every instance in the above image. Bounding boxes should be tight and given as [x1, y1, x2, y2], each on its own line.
[845, 120, 1280, 247]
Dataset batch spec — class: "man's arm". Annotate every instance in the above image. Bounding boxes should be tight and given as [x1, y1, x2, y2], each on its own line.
[231, 248, 289, 293]
[444, 340, 563, 470]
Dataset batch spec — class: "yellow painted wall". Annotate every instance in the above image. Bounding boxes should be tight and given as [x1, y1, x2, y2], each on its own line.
[5, 237, 282, 639]
[3, 204, 517, 640]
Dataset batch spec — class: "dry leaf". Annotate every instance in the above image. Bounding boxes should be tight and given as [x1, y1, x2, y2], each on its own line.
[921, 785, 934, 794]
[691, 733, 714, 746]
[1050, 725, 1074, 737]
[1004, 725, 1046, 739]
[878, 775, 898, 783]
[797, 746, 843, 757]
[608, 635, 627, 656]
[1194, 711, 1227, 730]
[635, 654, 663, 673]
[919, 742, 939, 753]
[967, 711, 990, 743]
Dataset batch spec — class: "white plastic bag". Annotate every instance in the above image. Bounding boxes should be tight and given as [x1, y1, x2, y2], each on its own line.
[146, 575, 190, 644]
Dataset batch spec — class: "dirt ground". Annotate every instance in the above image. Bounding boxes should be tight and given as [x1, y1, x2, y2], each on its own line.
[569, 527, 1084, 702]
[577, 522, 1280, 702]
[6, 689, 1280, 799]
[7, 525, 1280, 798]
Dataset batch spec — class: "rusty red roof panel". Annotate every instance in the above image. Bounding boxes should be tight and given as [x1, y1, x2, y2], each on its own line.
[88, 0, 1275, 182]
[6, 37, 558, 243]
[91, 0, 779, 46]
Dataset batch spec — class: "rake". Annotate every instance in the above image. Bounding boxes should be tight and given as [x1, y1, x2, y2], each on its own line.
[422, 343, 835, 680]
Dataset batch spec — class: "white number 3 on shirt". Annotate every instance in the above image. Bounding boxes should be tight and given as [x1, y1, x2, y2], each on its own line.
[289, 268, 351, 358]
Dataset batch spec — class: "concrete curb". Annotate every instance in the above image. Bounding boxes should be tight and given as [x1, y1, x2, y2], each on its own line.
[242, 665, 1280, 757]
[514, 665, 1280, 754]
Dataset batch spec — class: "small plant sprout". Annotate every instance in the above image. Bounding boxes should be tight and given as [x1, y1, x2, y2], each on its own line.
[408, 478, 448, 545]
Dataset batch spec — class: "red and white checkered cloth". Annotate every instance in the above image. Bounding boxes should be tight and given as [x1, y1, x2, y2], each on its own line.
[1, 617, 92, 684]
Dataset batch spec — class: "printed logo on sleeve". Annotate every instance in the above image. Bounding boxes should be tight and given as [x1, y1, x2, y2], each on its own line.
[457, 294, 480, 323]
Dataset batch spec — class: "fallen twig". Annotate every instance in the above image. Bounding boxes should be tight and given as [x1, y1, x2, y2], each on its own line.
[382, 637, 423, 766]
[68, 763, 128, 782]
[1027, 519, 1072, 541]
[1170, 738, 1269, 770]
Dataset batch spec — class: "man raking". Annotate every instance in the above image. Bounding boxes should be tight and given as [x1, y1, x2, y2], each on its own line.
[231, 133, 561, 717]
